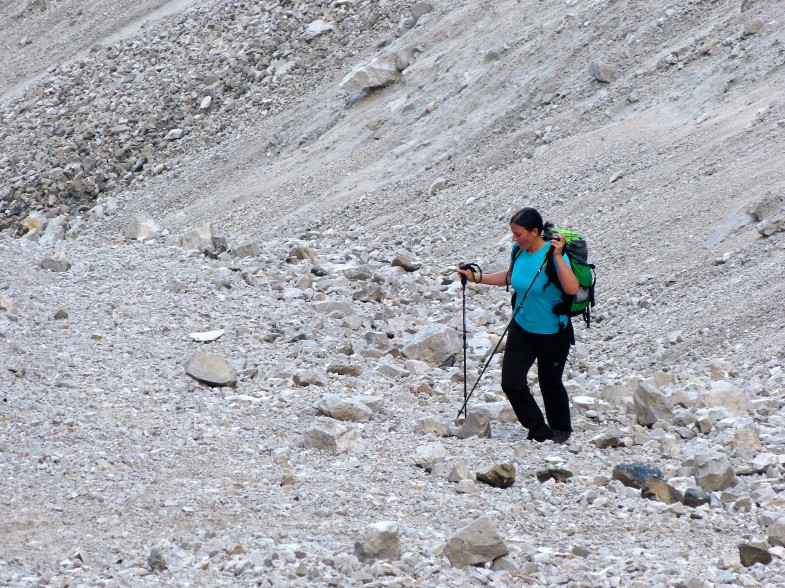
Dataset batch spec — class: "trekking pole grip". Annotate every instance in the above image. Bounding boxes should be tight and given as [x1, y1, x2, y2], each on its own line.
[458, 262, 481, 286]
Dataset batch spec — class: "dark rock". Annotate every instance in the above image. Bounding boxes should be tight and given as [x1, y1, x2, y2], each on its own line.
[612, 463, 664, 489]
[738, 544, 772, 567]
[683, 487, 713, 508]
[536, 468, 574, 483]
[147, 547, 167, 572]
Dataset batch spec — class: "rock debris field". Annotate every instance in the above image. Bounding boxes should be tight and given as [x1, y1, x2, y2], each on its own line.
[2, 0, 785, 587]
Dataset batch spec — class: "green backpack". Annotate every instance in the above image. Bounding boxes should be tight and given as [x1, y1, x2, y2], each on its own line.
[510, 228, 596, 328]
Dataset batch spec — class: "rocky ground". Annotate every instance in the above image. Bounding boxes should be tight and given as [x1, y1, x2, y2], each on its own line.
[2, 0, 785, 586]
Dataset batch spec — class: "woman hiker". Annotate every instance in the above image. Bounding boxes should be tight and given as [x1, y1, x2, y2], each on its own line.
[457, 207, 578, 443]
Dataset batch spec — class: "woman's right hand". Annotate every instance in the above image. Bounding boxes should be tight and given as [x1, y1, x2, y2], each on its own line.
[457, 261, 477, 284]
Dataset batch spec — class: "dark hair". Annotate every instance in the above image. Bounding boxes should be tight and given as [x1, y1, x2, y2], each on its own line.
[509, 207, 554, 234]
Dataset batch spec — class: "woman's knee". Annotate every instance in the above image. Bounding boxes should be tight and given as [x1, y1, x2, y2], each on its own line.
[538, 374, 565, 392]
[501, 378, 529, 397]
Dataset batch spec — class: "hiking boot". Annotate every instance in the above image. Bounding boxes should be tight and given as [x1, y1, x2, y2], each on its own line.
[552, 430, 572, 444]
[528, 425, 555, 443]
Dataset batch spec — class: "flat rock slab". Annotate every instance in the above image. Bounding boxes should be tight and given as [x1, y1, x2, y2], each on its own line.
[189, 329, 225, 342]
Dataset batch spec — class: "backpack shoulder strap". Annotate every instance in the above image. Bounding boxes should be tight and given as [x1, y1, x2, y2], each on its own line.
[507, 243, 522, 290]
[543, 245, 561, 291]
[510, 243, 522, 264]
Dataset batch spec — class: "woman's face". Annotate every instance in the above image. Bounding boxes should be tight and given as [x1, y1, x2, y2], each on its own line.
[510, 222, 540, 250]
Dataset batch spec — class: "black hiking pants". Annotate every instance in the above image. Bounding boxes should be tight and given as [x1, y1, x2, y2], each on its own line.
[501, 320, 572, 441]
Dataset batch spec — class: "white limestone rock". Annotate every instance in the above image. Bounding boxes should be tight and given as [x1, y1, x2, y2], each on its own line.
[189, 329, 225, 343]
[125, 212, 161, 241]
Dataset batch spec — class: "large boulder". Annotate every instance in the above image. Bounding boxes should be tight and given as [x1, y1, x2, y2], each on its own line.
[694, 451, 737, 492]
[768, 516, 785, 548]
[445, 517, 509, 568]
[304, 19, 334, 40]
[589, 61, 619, 83]
[402, 323, 461, 365]
[184, 352, 237, 387]
[302, 418, 365, 453]
[39, 215, 68, 245]
[339, 54, 401, 92]
[612, 463, 663, 489]
[181, 223, 226, 253]
[703, 380, 750, 414]
[125, 212, 161, 241]
[316, 395, 374, 422]
[354, 521, 400, 562]
[40, 255, 71, 272]
[633, 381, 672, 426]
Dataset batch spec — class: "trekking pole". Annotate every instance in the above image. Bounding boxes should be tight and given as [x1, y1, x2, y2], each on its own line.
[456, 252, 549, 419]
[458, 262, 482, 417]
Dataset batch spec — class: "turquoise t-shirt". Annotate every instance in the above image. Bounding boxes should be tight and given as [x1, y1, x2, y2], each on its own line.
[509, 244, 570, 334]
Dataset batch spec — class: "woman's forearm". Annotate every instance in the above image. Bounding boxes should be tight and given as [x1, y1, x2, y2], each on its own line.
[553, 254, 579, 294]
[470, 268, 511, 287]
